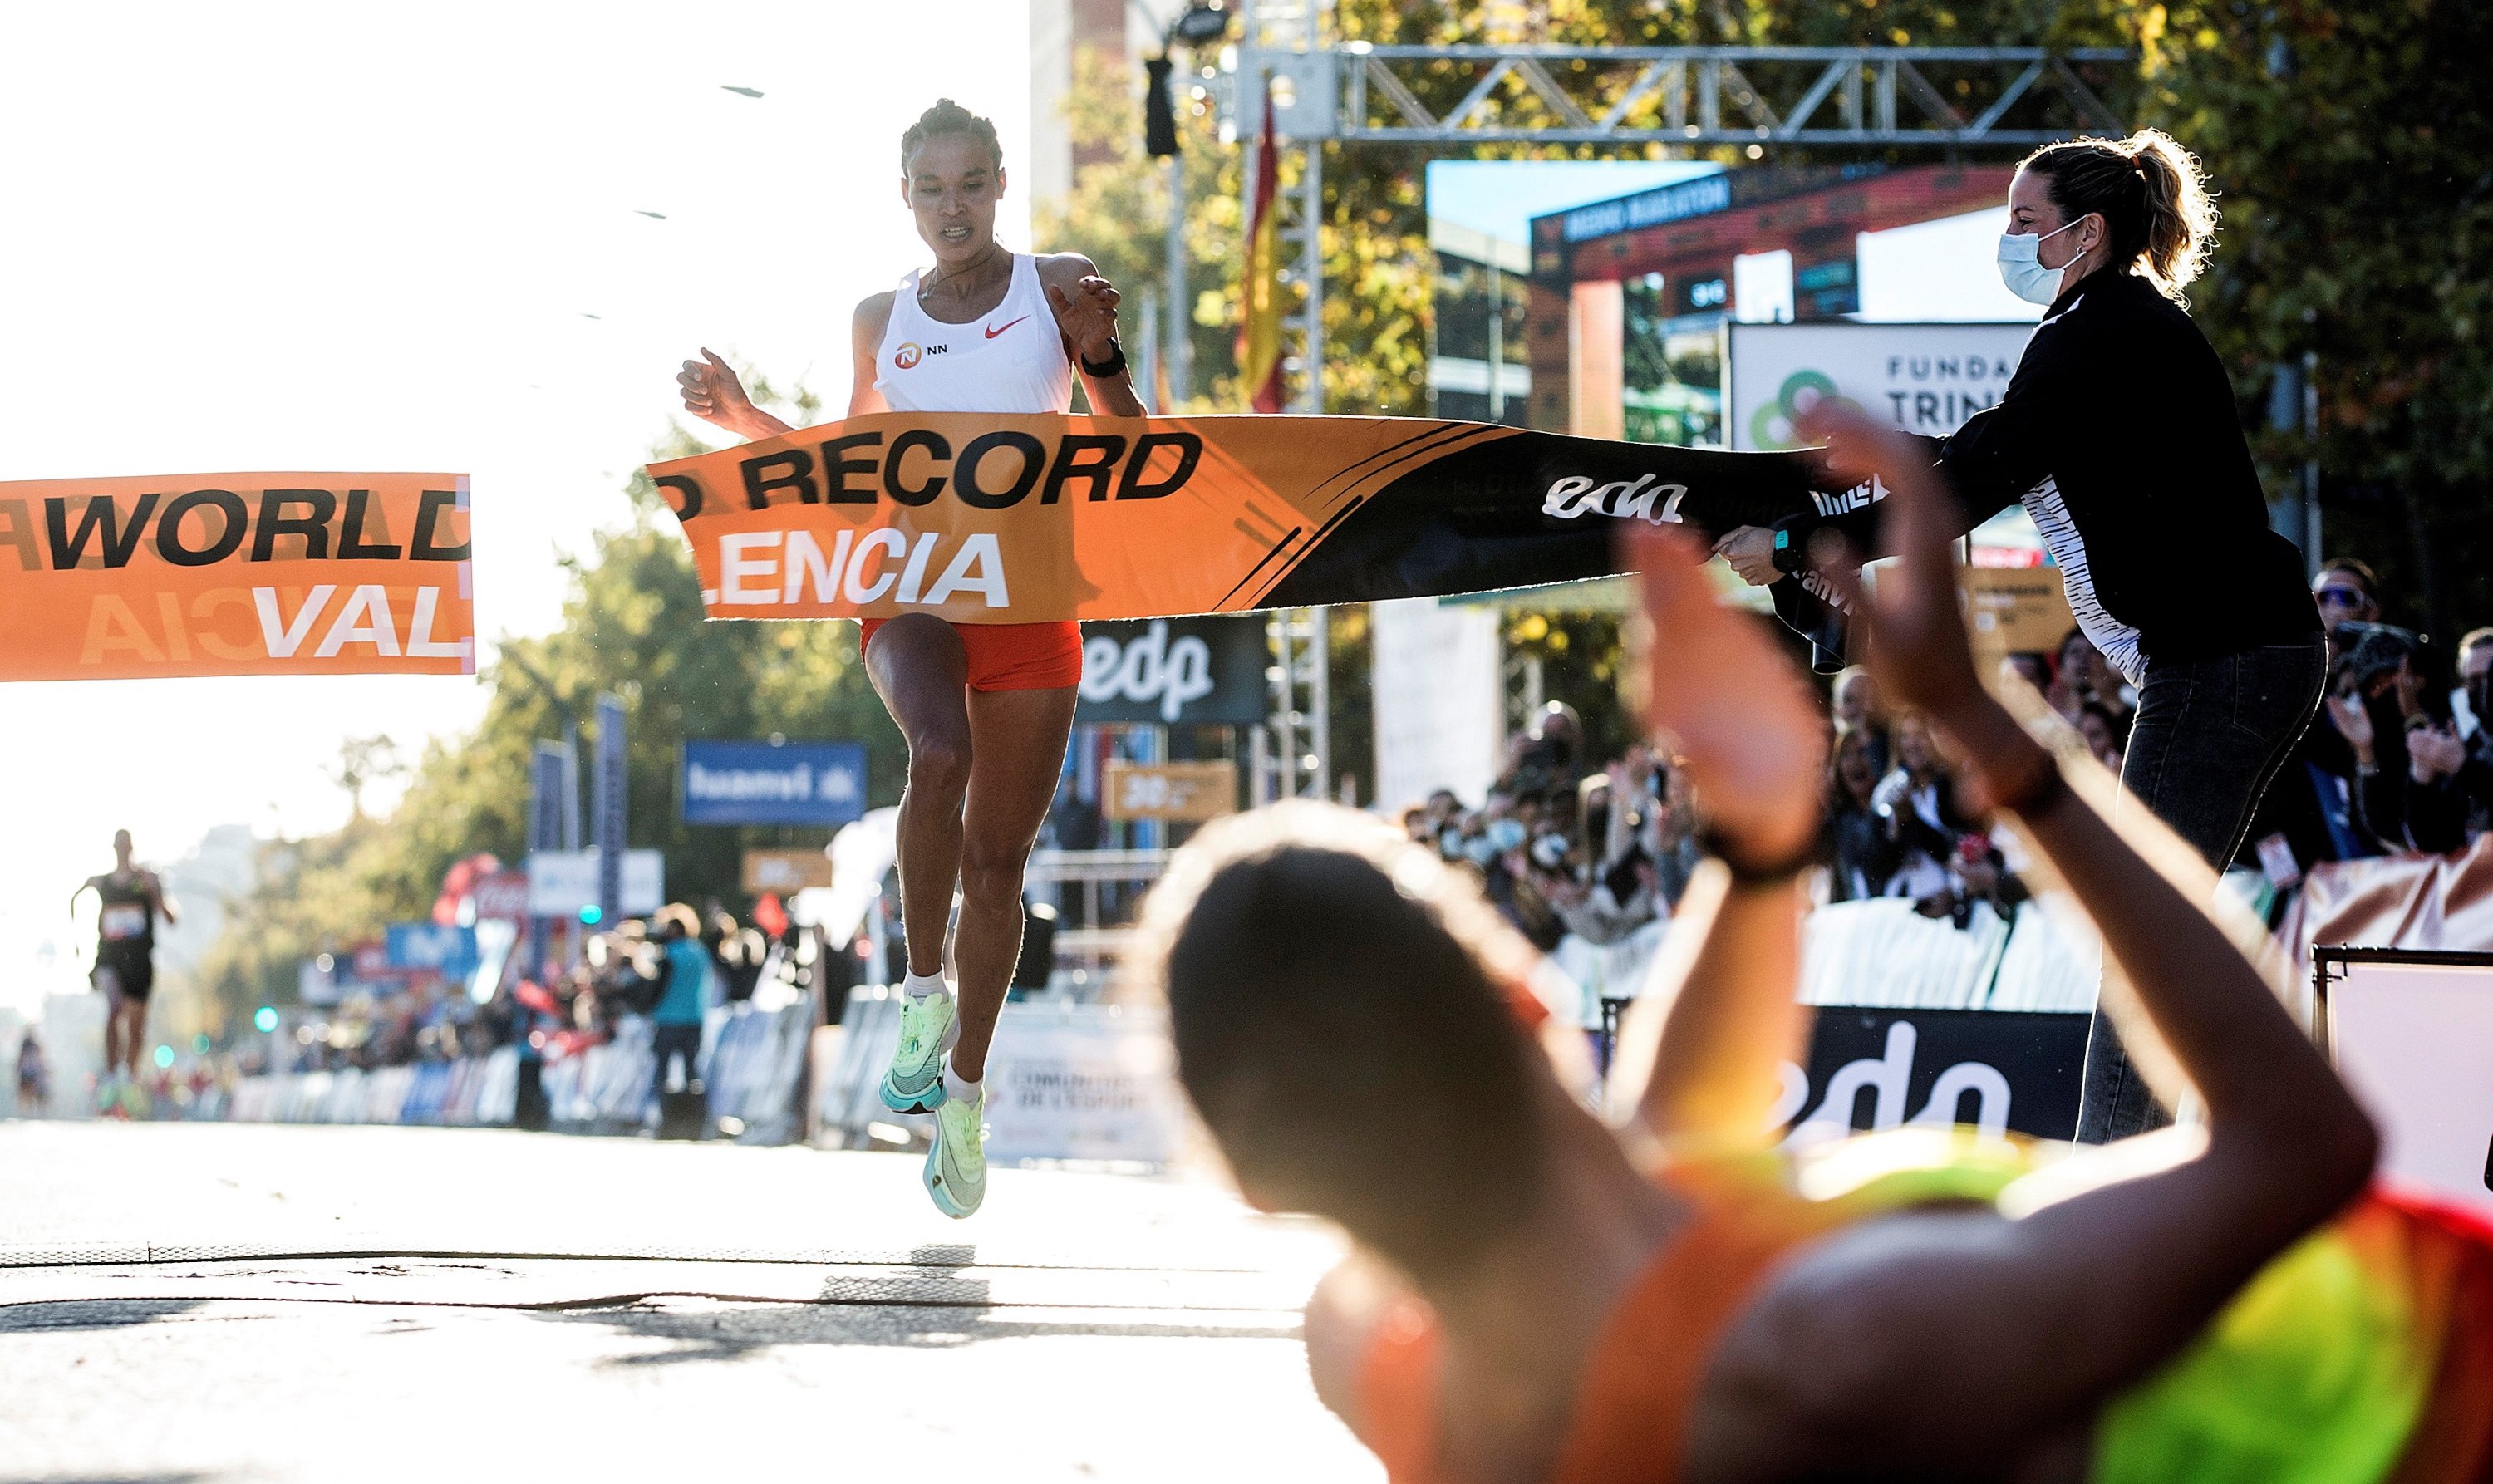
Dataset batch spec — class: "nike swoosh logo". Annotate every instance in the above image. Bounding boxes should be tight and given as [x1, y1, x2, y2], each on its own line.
[985, 316, 1030, 339]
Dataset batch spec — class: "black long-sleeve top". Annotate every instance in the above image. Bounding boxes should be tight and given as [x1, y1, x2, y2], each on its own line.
[1774, 268, 2318, 682]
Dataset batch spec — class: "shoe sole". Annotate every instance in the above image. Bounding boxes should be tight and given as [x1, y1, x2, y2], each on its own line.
[878, 1007, 960, 1115]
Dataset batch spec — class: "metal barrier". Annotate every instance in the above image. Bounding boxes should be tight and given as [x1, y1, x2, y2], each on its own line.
[1025, 848, 1172, 975]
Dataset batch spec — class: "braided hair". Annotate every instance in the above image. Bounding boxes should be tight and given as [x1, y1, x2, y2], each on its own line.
[2020, 128, 2219, 304]
[900, 98, 1003, 177]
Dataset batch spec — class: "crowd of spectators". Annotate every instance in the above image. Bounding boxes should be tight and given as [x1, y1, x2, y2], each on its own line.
[1401, 555, 2493, 980]
[1399, 702, 1700, 961]
[2244, 558, 2493, 888]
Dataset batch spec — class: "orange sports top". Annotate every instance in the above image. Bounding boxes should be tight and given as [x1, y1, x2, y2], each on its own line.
[1358, 1155, 1838, 1484]
[1355, 1150, 2493, 1484]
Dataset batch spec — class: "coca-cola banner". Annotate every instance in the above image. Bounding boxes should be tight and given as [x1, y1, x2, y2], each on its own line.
[1075, 616, 1270, 726]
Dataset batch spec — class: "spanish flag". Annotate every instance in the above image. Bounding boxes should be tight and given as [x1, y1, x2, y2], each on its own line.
[1236, 81, 1285, 414]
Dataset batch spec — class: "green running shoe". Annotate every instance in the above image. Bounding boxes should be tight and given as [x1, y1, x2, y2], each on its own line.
[879, 992, 957, 1114]
[924, 1084, 986, 1219]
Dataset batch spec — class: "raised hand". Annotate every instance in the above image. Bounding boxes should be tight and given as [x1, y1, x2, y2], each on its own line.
[676, 348, 761, 436]
[1796, 405, 1987, 730]
[1710, 525, 1782, 587]
[1627, 525, 1825, 868]
[2324, 689, 2375, 757]
[2409, 722, 2466, 783]
[1046, 277, 1122, 365]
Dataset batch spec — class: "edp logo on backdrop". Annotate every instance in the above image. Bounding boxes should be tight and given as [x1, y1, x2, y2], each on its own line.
[1075, 617, 1269, 726]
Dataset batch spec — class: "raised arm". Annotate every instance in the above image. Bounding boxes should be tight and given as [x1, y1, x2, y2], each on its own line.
[1040, 254, 1146, 416]
[1694, 406, 2377, 1475]
[677, 348, 797, 442]
[1608, 527, 1823, 1146]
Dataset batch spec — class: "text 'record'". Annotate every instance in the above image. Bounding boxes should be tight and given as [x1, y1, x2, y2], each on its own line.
[650, 414, 1866, 667]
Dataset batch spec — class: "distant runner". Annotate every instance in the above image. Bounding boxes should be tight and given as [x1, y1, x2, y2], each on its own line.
[73, 829, 176, 1116]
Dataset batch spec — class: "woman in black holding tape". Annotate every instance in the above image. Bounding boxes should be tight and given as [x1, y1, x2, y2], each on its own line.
[1714, 130, 2323, 1143]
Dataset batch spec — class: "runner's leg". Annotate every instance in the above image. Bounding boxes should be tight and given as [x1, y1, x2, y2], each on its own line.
[120, 994, 147, 1079]
[864, 617, 975, 980]
[97, 969, 125, 1078]
[949, 684, 1079, 1082]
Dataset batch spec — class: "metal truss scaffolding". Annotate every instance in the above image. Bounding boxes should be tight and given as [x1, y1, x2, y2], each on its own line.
[1232, 28, 2131, 415]
[1302, 45, 2127, 146]
[1223, 9, 2130, 798]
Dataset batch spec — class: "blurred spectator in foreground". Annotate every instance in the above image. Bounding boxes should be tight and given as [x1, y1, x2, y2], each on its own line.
[15, 1029, 47, 1115]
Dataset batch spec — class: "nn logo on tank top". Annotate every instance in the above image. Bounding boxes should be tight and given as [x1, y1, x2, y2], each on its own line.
[893, 342, 949, 371]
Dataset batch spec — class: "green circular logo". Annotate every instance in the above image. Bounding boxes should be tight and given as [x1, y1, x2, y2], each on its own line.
[1749, 370, 1859, 450]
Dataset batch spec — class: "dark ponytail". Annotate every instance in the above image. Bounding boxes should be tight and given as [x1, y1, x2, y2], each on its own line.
[2021, 127, 2218, 303]
[900, 98, 1004, 177]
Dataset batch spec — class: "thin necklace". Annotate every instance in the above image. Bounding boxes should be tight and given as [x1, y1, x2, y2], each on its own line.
[921, 242, 1006, 302]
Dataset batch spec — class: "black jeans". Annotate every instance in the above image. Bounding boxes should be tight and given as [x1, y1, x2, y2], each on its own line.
[2074, 638, 2327, 1144]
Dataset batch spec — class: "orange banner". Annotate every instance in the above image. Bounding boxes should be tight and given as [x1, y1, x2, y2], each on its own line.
[649, 412, 1838, 626]
[0, 473, 474, 680]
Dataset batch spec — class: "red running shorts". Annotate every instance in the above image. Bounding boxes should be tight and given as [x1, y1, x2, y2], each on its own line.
[859, 618, 1084, 692]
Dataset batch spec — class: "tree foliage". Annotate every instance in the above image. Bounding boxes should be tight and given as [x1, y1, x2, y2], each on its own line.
[2134, 0, 2492, 638]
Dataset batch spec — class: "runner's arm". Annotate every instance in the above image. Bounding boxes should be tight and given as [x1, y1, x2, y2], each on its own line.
[147, 871, 177, 926]
[1040, 254, 1146, 416]
[1610, 528, 1821, 1147]
[848, 294, 892, 417]
[1614, 865, 1805, 1147]
[1694, 408, 2377, 1475]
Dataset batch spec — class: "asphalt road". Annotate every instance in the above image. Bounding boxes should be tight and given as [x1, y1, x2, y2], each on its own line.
[0, 1121, 1377, 1483]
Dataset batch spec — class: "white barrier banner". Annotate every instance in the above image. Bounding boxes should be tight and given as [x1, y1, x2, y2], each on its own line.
[981, 1004, 1185, 1165]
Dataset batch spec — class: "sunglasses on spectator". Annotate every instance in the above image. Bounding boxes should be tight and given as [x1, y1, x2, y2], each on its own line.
[2314, 587, 2370, 609]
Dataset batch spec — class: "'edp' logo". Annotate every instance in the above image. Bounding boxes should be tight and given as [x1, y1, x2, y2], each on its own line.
[1079, 619, 1214, 722]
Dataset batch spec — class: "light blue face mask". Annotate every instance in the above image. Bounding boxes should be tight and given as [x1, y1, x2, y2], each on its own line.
[1995, 218, 2085, 305]
[1486, 818, 1528, 854]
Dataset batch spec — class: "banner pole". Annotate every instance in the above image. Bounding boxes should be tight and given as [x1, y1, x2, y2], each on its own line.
[1166, 151, 1190, 406]
[1310, 606, 1330, 802]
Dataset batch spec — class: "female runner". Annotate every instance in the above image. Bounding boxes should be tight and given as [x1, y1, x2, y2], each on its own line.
[679, 99, 1143, 1216]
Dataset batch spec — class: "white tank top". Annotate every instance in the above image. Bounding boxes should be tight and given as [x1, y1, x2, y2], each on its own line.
[873, 253, 1073, 415]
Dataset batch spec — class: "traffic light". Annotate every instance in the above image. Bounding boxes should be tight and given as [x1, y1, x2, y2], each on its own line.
[253, 1006, 279, 1033]
[579, 905, 603, 926]
[1144, 56, 1178, 158]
